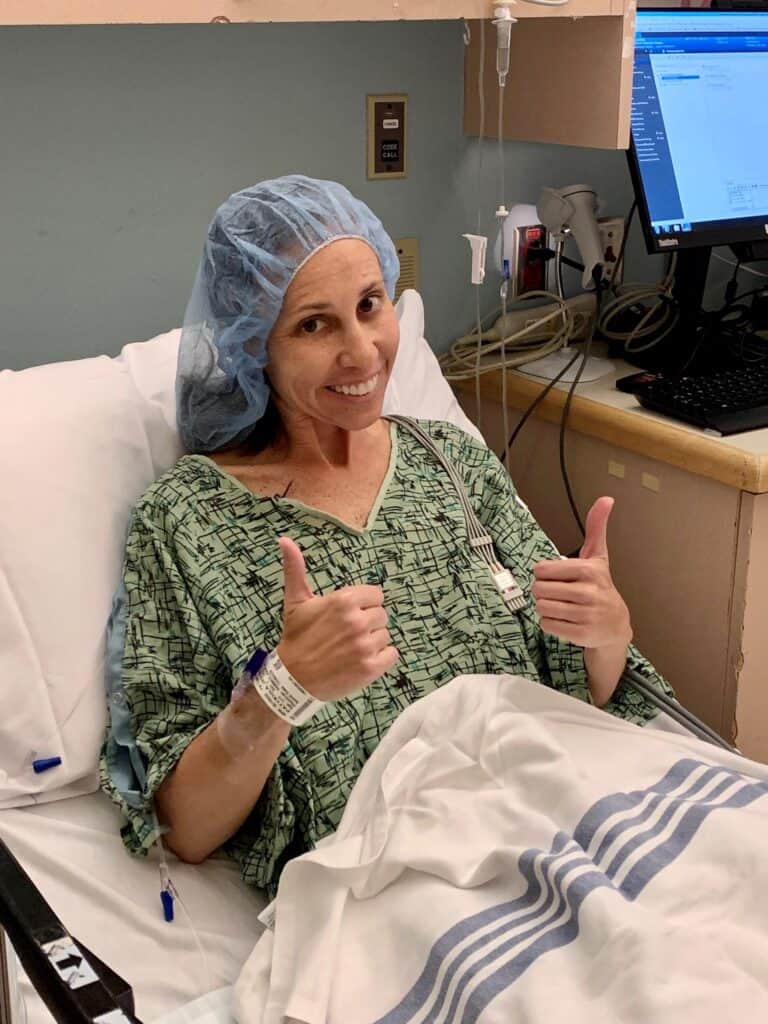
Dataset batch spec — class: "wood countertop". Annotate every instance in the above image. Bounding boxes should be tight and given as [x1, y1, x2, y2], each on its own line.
[452, 354, 768, 493]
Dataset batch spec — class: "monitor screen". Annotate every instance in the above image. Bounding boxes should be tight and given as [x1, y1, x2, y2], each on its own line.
[629, 10, 768, 254]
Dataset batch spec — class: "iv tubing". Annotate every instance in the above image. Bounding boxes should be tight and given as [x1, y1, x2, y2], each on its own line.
[474, 18, 487, 432]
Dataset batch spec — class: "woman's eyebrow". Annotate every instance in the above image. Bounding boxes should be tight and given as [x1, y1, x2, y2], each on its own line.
[292, 300, 332, 317]
[291, 281, 382, 319]
[358, 279, 382, 295]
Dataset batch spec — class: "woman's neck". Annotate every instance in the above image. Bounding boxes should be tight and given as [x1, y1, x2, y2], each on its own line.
[269, 414, 388, 472]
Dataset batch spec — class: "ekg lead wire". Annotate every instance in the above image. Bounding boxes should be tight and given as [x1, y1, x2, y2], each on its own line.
[622, 666, 737, 753]
[388, 416, 527, 611]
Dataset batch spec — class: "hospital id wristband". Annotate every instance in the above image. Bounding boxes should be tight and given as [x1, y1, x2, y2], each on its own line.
[249, 649, 324, 726]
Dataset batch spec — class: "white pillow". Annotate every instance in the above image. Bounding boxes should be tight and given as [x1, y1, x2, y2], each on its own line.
[0, 336, 183, 809]
[0, 290, 482, 809]
[384, 291, 484, 443]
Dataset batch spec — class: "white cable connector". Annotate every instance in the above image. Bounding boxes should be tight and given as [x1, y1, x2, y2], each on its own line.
[492, 567, 526, 610]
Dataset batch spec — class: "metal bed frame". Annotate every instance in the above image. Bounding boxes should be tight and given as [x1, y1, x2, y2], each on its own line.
[1, 927, 12, 1024]
[0, 836, 141, 1024]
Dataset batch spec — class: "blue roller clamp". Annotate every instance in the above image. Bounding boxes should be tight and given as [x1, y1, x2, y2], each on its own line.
[161, 888, 175, 923]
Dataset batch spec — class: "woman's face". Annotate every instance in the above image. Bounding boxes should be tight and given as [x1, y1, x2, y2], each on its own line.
[266, 238, 400, 433]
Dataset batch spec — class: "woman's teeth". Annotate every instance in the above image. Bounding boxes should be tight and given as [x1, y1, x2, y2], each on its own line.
[328, 373, 379, 397]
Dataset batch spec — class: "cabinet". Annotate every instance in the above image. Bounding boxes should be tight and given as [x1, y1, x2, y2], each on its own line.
[464, 2, 637, 149]
[4, 0, 636, 151]
[4, 0, 631, 28]
[453, 360, 768, 763]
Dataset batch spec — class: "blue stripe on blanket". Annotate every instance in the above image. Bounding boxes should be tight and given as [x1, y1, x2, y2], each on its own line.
[373, 759, 768, 1024]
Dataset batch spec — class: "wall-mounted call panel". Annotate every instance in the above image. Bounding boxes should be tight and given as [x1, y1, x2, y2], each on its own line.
[367, 94, 408, 181]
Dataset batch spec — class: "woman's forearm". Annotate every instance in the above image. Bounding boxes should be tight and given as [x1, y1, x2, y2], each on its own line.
[155, 690, 291, 864]
[584, 641, 629, 708]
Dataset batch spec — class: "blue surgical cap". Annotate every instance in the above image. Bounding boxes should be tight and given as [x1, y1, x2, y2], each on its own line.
[176, 174, 400, 453]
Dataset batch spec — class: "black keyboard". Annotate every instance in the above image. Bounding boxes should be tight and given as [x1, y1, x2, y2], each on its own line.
[632, 362, 768, 435]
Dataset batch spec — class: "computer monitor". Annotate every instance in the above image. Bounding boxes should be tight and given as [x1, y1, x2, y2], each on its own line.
[625, 8, 768, 367]
[628, 8, 768, 259]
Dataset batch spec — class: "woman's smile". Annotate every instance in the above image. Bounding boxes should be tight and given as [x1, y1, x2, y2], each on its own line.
[325, 371, 383, 399]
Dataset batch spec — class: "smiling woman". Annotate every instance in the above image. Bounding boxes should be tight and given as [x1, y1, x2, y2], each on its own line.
[257, 239, 399, 452]
[175, 175, 401, 455]
[208, 238, 400, 532]
[99, 175, 675, 900]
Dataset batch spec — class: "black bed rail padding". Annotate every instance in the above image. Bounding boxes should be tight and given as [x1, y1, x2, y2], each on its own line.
[0, 835, 142, 1024]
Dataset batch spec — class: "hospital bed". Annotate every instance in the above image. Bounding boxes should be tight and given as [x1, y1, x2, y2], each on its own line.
[0, 290, 493, 1024]
[1, 284, 734, 1023]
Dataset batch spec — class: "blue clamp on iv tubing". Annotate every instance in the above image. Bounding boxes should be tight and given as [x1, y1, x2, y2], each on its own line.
[159, 862, 175, 922]
[160, 888, 175, 923]
[32, 757, 62, 774]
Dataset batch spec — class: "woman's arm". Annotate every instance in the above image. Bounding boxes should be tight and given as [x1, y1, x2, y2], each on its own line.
[155, 688, 290, 864]
[531, 497, 633, 707]
[584, 642, 631, 708]
[155, 535, 398, 864]
[100, 501, 292, 867]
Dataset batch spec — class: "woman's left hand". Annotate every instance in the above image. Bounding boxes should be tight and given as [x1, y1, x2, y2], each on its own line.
[531, 496, 633, 651]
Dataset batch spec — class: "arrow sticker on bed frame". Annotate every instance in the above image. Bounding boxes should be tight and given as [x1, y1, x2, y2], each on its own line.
[42, 937, 99, 991]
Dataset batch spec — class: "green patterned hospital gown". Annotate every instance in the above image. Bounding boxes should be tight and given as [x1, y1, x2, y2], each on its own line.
[99, 419, 673, 897]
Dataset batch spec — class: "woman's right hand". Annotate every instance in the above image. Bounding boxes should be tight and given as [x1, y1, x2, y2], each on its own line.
[276, 537, 399, 702]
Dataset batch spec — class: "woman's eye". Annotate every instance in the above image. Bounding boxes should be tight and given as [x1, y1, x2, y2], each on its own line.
[359, 294, 382, 314]
[300, 317, 322, 335]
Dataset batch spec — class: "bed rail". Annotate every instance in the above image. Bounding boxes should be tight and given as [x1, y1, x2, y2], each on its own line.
[0, 836, 143, 1024]
[0, 928, 13, 1024]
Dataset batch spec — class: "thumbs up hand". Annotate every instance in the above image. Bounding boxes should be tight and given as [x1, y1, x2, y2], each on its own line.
[531, 497, 633, 651]
[276, 537, 399, 702]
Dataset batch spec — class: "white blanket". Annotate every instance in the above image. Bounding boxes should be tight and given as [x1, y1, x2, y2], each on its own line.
[233, 675, 768, 1024]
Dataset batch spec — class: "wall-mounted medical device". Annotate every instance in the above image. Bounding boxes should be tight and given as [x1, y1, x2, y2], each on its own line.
[493, 202, 548, 298]
[367, 94, 407, 180]
[536, 184, 605, 290]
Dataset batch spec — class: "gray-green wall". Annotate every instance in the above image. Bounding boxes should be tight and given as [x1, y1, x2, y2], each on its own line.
[2, 22, 674, 371]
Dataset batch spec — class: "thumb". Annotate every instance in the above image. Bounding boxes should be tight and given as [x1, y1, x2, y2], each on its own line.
[279, 537, 315, 607]
[579, 496, 614, 560]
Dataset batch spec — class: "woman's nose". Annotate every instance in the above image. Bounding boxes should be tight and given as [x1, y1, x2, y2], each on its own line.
[338, 321, 380, 369]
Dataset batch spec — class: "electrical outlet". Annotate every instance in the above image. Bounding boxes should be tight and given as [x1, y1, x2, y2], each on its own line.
[598, 217, 625, 285]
